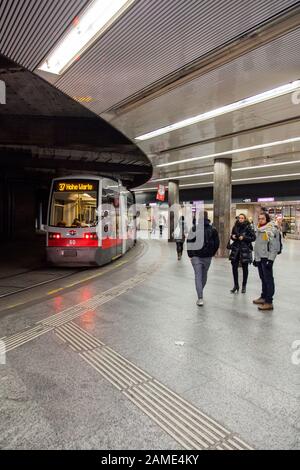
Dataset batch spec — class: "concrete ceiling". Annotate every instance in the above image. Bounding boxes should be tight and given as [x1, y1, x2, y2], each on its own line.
[1, 0, 300, 191]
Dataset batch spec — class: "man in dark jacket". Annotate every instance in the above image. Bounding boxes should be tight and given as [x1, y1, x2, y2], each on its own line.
[187, 211, 220, 306]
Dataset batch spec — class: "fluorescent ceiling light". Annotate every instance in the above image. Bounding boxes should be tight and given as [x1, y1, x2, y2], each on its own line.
[135, 171, 300, 191]
[152, 172, 214, 182]
[233, 172, 300, 183]
[156, 137, 300, 168]
[135, 80, 300, 141]
[180, 173, 300, 187]
[39, 0, 134, 75]
[233, 160, 300, 172]
[134, 187, 157, 192]
[179, 182, 214, 188]
[151, 159, 300, 182]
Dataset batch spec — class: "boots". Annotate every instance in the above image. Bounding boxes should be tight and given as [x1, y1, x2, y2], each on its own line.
[230, 286, 239, 293]
[258, 303, 274, 311]
[253, 297, 265, 305]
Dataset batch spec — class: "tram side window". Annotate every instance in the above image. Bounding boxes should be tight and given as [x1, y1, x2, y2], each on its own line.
[102, 188, 120, 229]
[50, 190, 98, 228]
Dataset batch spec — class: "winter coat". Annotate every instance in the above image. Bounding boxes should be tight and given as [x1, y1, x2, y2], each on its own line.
[254, 221, 281, 262]
[187, 218, 220, 258]
[229, 221, 256, 264]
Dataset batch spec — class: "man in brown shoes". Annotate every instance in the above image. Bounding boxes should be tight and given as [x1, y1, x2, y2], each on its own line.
[253, 212, 281, 312]
[253, 296, 274, 311]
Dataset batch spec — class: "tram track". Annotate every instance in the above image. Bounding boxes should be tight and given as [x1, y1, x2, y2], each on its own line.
[0, 266, 88, 299]
[0, 239, 148, 308]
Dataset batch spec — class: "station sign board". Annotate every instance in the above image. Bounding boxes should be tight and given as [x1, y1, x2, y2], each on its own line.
[156, 184, 165, 201]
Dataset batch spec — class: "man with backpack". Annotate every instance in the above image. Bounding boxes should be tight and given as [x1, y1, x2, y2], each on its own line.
[187, 211, 220, 306]
[253, 212, 282, 311]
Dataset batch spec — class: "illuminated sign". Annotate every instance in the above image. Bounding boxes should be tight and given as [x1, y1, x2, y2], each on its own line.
[156, 184, 165, 201]
[257, 197, 275, 202]
[73, 96, 93, 103]
[54, 180, 98, 192]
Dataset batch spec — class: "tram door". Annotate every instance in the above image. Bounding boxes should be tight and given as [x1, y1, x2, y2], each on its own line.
[120, 191, 128, 254]
[113, 191, 122, 257]
[101, 182, 122, 259]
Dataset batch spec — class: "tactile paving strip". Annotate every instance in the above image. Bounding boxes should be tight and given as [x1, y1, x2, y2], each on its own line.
[2, 248, 252, 450]
[54, 321, 253, 451]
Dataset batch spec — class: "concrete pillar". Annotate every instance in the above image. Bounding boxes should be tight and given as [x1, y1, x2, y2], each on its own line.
[231, 203, 237, 231]
[213, 158, 232, 257]
[168, 180, 179, 242]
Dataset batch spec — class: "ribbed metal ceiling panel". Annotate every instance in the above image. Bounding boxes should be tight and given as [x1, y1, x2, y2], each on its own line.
[111, 27, 300, 142]
[0, 0, 90, 70]
[54, 0, 297, 113]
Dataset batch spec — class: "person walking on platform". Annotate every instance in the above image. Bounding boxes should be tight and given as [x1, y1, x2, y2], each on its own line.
[174, 216, 188, 260]
[158, 213, 166, 237]
[281, 218, 289, 239]
[253, 212, 281, 311]
[229, 213, 256, 294]
[151, 216, 157, 235]
[187, 211, 219, 306]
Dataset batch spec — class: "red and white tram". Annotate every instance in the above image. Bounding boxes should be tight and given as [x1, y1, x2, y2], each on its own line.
[46, 176, 136, 266]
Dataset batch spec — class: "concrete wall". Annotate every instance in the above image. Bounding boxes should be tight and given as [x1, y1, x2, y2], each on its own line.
[0, 174, 50, 241]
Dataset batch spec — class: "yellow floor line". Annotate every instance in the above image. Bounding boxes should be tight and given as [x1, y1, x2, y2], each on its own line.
[47, 288, 64, 295]
[59, 260, 129, 291]
[2, 241, 147, 312]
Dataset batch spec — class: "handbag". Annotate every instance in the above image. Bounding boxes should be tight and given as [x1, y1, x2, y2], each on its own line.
[227, 239, 232, 250]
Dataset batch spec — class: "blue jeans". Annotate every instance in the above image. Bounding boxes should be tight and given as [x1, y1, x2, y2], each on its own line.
[191, 257, 212, 299]
[257, 258, 275, 304]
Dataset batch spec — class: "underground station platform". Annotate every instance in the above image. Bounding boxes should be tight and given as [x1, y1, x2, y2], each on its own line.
[0, 237, 299, 451]
[1, 0, 300, 460]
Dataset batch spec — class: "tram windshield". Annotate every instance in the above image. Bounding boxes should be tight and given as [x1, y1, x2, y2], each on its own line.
[49, 180, 98, 228]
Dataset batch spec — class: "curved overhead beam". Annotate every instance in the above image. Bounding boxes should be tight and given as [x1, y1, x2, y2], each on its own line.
[0, 54, 152, 187]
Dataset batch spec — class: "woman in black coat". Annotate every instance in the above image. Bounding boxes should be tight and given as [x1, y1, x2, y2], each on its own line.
[229, 214, 256, 294]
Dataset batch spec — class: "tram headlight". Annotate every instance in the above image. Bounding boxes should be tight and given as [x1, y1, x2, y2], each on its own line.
[49, 233, 61, 239]
[84, 233, 98, 239]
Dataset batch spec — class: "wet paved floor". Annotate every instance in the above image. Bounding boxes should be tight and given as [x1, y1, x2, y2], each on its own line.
[0, 238, 299, 449]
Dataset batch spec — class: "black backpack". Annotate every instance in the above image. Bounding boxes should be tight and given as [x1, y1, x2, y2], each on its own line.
[204, 225, 215, 252]
[187, 223, 218, 257]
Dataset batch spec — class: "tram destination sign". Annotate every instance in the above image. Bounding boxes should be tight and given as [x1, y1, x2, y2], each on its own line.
[54, 180, 98, 192]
